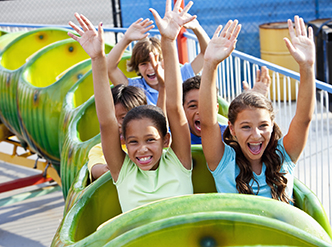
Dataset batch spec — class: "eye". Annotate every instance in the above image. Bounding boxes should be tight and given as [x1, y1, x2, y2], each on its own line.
[241, 125, 250, 129]
[147, 138, 156, 142]
[259, 123, 269, 129]
[128, 140, 138, 144]
[188, 104, 197, 109]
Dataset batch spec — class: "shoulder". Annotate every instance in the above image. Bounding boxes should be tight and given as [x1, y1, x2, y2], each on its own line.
[128, 77, 145, 88]
[162, 147, 192, 173]
[114, 154, 136, 185]
[210, 142, 235, 175]
[180, 63, 195, 80]
[277, 138, 296, 173]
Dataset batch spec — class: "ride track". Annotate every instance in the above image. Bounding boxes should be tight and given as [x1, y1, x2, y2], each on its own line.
[0, 27, 331, 246]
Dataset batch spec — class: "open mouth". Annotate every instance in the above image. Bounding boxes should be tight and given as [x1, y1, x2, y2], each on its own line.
[146, 73, 156, 80]
[194, 120, 201, 132]
[137, 156, 153, 164]
[247, 142, 263, 155]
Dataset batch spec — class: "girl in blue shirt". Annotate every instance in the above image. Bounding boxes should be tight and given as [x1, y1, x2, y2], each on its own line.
[199, 16, 315, 203]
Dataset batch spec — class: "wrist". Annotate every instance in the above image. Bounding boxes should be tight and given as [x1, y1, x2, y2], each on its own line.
[122, 33, 134, 45]
[91, 53, 106, 62]
[203, 58, 220, 69]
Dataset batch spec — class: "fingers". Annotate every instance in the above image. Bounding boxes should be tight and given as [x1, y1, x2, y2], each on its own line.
[242, 81, 249, 91]
[98, 22, 104, 41]
[218, 20, 240, 41]
[140, 18, 154, 28]
[213, 25, 223, 38]
[308, 26, 314, 41]
[165, 0, 172, 13]
[68, 21, 83, 36]
[256, 69, 261, 82]
[220, 20, 232, 37]
[292, 15, 306, 37]
[260, 66, 270, 85]
[149, 8, 162, 27]
[173, 0, 182, 12]
[287, 18, 295, 40]
[74, 13, 89, 32]
[67, 32, 79, 42]
[80, 14, 95, 31]
[181, 1, 193, 15]
[299, 17, 307, 36]
[149, 52, 157, 68]
[283, 37, 295, 54]
[134, 18, 144, 24]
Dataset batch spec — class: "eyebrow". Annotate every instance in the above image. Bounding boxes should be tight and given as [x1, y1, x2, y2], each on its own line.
[186, 99, 198, 105]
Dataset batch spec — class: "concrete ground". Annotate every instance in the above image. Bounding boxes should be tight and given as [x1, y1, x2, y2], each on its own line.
[0, 142, 64, 247]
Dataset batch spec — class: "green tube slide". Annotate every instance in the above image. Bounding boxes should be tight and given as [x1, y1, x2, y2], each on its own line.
[0, 27, 331, 246]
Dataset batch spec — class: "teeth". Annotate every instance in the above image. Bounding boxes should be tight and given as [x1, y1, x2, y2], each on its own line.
[139, 156, 151, 161]
[250, 143, 261, 146]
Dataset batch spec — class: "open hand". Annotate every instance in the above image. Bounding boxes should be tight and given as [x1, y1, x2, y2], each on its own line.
[124, 18, 154, 42]
[68, 13, 104, 59]
[284, 16, 315, 67]
[149, 0, 196, 41]
[204, 20, 241, 66]
[243, 66, 271, 97]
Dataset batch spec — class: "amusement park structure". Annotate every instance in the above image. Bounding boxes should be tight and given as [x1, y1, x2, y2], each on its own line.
[0, 21, 332, 246]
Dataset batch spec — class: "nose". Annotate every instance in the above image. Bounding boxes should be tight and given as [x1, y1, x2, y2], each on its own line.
[147, 62, 154, 70]
[252, 128, 261, 139]
[138, 144, 148, 154]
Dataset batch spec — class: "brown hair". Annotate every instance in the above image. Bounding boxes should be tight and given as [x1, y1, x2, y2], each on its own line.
[127, 37, 162, 76]
[223, 91, 291, 203]
[112, 84, 147, 110]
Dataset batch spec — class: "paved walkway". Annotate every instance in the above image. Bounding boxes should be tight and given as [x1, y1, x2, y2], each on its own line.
[0, 159, 64, 247]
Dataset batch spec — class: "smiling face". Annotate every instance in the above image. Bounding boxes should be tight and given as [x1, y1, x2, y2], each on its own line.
[125, 117, 170, 171]
[229, 108, 273, 166]
[183, 89, 201, 137]
[138, 60, 159, 90]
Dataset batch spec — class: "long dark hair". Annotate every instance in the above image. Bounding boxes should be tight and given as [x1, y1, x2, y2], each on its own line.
[223, 91, 291, 203]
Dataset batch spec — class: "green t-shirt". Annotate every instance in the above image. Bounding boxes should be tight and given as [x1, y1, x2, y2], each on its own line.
[114, 147, 193, 212]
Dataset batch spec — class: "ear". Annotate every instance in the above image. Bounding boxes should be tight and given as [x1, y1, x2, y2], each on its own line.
[228, 121, 236, 137]
[163, 132, 171, 148]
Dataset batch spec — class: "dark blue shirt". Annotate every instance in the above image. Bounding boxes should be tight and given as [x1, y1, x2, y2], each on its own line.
[190, 123, 227, 144]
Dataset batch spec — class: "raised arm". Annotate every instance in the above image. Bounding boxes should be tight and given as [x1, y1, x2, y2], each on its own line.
[68, 13, 125, 182]
[184, 16, 210, 74]
[199, 21, 241, 171]
[106, 18, 154, 86]
[282, 16, 315, 163]
[150, 0, 196, 170]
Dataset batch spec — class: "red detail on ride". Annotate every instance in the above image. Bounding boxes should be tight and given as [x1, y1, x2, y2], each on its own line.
[175, 0, 189, 64]
[0, 173, 53, 193]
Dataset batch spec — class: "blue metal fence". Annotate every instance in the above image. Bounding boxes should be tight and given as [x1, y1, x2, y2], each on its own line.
[120, 0, 332, 57]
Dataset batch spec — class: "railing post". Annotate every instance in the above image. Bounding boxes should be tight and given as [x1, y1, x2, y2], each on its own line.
[175, 0, 189, 64]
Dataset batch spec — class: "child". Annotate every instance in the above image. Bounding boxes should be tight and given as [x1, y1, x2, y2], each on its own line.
[89, 67, 271, 180]
[199, 16, 315, 203]
[68, 0, 194, 212]
[87, 84, 147, 182]
[183, 67, 271, 144]
[107, 10, 210, 105]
